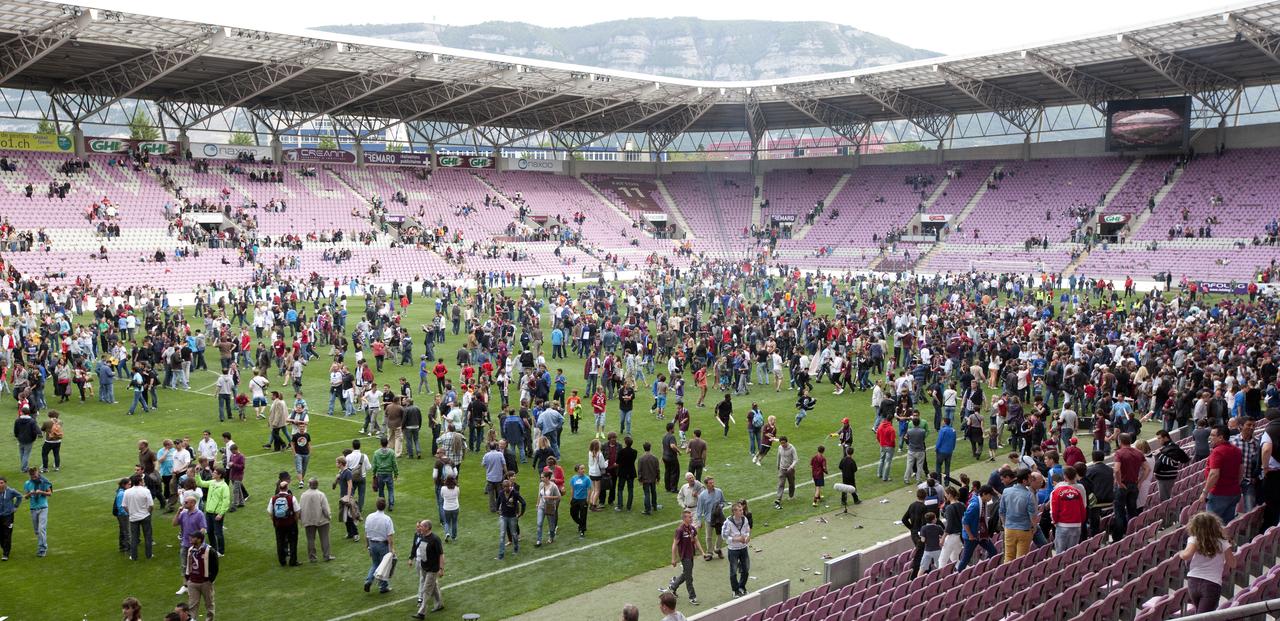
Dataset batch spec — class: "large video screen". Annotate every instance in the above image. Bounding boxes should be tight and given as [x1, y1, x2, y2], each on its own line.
[1105, 96, 1191, 151]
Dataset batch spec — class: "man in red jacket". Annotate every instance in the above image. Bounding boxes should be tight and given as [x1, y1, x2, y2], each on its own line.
[1050, 467, 1087, 554]
[876, 419, 897, 482]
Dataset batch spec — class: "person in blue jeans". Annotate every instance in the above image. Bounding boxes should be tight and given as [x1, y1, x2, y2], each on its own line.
[128, 368, 152, 415]
[363, 499, 395, 593]
[1202, 425, 1243, 526]
[496, 479, 526, 559]
[935, 419, 957, 480]
[956, 486, 998, 571]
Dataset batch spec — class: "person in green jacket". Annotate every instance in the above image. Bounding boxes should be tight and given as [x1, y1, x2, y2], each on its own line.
[372, 437, 399, 511]
[195, 467, 231, 554]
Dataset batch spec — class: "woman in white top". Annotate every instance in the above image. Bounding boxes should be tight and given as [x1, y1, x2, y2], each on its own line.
[1179, 511, 1236, 613]
[586, 439, 607, 510]
[535, 470, 562, 546]
[440, 476, 461, 542]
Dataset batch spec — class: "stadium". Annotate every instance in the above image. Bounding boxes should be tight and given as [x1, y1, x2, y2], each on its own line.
[1, 0, 1280, 619]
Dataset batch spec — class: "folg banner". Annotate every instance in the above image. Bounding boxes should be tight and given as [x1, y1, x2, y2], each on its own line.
[87, 137, 177, 155]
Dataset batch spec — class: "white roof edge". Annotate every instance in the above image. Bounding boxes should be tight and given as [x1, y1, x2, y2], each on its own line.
[71, 0, 1276, 91]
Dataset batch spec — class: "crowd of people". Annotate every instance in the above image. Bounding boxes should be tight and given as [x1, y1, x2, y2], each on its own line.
[1, 241, 1279, 620]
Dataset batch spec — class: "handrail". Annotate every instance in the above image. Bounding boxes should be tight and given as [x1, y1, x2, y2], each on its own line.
[1175, 597, 1280, 621]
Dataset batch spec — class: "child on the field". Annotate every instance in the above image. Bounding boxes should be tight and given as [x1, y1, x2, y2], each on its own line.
[811, 444, 828, 507]
[794, 388, 816, 426]
[566, 389, 581, 434]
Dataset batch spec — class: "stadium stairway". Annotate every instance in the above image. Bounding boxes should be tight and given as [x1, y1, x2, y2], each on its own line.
[654, 178, 696, 240]
[1099, 157, 1145, 211]
[946, 164, 1001, 237]
[794, 173, 851, 241]
[1124, 164, 1185, 240]
[751, 172, 764, 229]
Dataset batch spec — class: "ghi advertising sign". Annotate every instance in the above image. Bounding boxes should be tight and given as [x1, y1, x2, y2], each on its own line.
[87, 137, 176, 155]
[435, 154, 495, 169]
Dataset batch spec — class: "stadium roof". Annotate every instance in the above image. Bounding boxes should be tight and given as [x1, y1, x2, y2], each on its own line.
[2, 0, 1280, 150]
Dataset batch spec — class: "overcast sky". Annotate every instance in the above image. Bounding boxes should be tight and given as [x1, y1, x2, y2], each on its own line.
[98, 0, 1232, 56]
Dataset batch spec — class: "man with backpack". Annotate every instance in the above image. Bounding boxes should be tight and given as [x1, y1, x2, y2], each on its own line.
[268, 480, 301, 566]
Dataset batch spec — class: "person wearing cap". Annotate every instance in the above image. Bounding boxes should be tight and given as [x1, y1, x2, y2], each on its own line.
[833, 418, 853, 451]
[183, 530, 218, 621]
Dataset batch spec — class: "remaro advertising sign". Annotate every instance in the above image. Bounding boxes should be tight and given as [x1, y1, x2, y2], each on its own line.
[364, 151, 430, 167]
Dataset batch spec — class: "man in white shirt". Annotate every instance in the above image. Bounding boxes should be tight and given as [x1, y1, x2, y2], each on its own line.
[250, 372, 270, 419]
[197, 431, 219, 464]
[363, 498, 396, 593]
[346, 440, 372, 512]
[122, 473, 155, 560]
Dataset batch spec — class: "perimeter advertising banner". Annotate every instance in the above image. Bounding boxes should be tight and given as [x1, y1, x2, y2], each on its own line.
[364, 151, 430, 167]
[87, 137, 178, 155]
[285, 148, 357, 164]
[1197, 281, 1249, 295]
[505, 157, 563, 173]
[193, 142, 274, 160]
[0, 131, 73, 153]
[435, 154, 495, 169]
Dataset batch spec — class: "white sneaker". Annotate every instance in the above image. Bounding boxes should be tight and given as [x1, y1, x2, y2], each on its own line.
[176, 586, 188, 595]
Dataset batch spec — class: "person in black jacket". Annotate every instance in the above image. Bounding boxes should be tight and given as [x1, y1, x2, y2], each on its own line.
[13, 406, 39, 472]
[1153, 429, 1190, 501]
[1082, 451, 1115, 539]
[838, 446, 861, 511]
[615, 436, 638, 511]
[902, 488, 929, 578]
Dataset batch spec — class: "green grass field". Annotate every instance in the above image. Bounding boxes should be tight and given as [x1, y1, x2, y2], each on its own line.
[0, 286, 1120, 621]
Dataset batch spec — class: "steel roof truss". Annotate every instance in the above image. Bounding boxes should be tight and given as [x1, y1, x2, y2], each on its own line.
[497, 85, 645, 146]
[158, 43, 336, 129]
[647, 94, 718, 153]
[777, 86, 870, 147]
[1228, 14, 1280, 68]
[342, 70, 507, 136]
[0, 10, 91, 84]
[1019, 50, 1134, 114]
[1119, 35, 1241, 118]
[936, 65, 1042, 134]
[254, 58, 424, 132]
[854, 77, 953, 140]
[55, 28, 222, 122]
[743, 90, 768, 150]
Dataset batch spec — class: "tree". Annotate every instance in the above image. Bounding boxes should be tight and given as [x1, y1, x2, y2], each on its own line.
[36, 119, 61, 136]
[128, 110, 160, 141]
[386, 143, 404, 153]
[229, 132, 255, 146]
[317, 136, 338, 150]
[883, 142, 928, 153]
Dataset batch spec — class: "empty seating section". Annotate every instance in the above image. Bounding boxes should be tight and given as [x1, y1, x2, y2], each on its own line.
[793, 164, 942, 247]
[963, 157, 1128, 243]
[728, 438, 1280, 621]
[662, 172, 754, 248]
[1134, 148, 1280, 240]
[1076, 240, 1278, 281]
[3, 147, 1280, 287]
[925, 160, 993, 215]
[584, 175, 668, 221]
[922, 245, 1075, 275]
[761, 170, 842, 219]
[1106, 156, 1174, 216]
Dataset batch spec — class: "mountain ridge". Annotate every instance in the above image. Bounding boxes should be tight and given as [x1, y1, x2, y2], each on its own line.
[316, 17, 940, 81]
